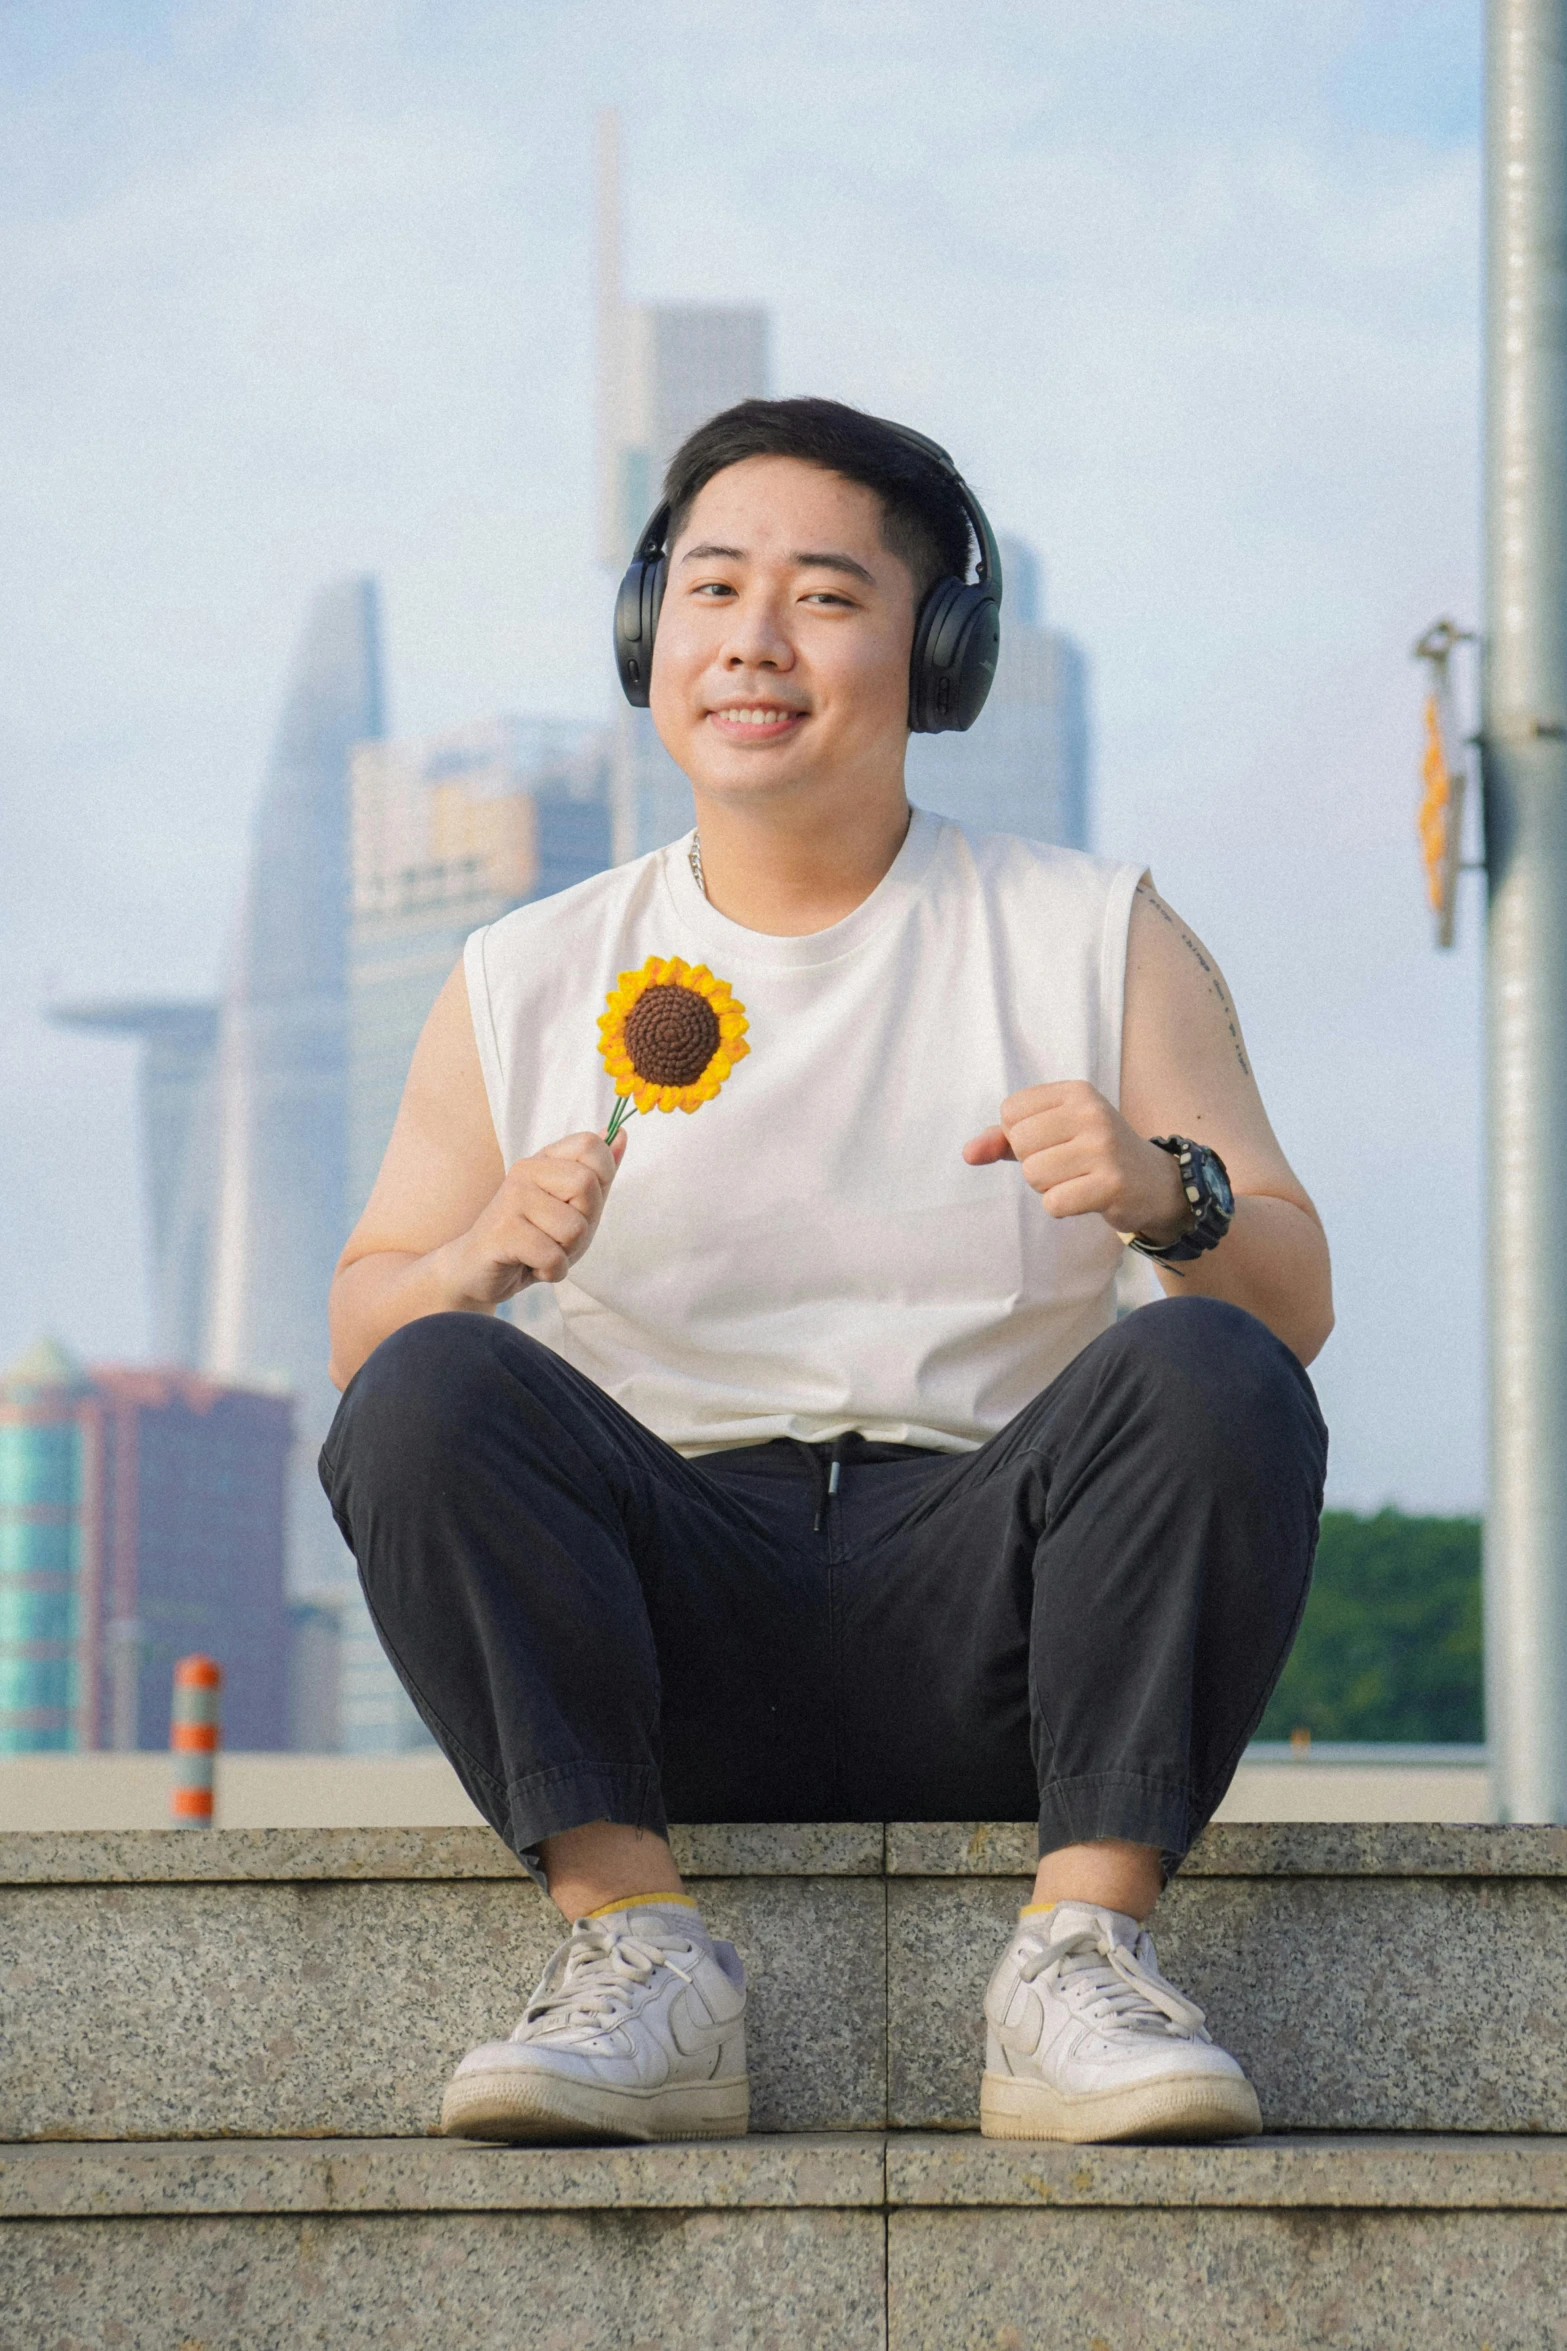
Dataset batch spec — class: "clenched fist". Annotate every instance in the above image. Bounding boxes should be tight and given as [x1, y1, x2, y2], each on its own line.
[963, 1081, 1191, 1245]
[444, 1131, 626, 1308]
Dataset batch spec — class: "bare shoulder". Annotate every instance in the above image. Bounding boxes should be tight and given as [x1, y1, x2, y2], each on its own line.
[1127, 874, 1251, 1082]
[1122, 875, 1316, 1213]
[340, 959, 505, 1267]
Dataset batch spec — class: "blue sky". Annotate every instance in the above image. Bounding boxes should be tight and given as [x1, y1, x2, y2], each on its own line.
[0, 1, 1485, 1507]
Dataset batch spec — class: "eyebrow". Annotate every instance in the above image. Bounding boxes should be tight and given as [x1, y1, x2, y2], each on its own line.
[678, 542, 877, 586]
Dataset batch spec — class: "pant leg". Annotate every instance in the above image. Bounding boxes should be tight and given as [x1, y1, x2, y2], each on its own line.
[833, 1296, 1328, 1870]
[318, 1312, 836, 1861]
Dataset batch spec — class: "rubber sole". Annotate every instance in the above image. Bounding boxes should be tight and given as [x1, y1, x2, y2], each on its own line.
[980, 2067, 1263, 2145]
[441, 2067, 750, 2145]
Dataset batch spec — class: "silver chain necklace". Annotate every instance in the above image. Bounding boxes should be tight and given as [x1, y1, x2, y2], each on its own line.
[689, 832, 705, 897]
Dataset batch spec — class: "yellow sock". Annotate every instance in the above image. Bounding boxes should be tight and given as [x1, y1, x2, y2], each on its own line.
[1019, 1900, 1057, 1920]
[584, 1890, 699, 1920]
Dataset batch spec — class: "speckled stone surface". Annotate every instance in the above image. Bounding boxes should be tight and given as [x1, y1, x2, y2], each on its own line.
[10, 1823, 1567, 2144]
[1149, 1871, 1567, 2131]
[1177, 1821, 1567, 1878]
[887, 1870, 1567, 2132]
[885, 1822, 1037, 1877]
[699, 1877, 886, 2131]
[884, 1820, 1567, 1877]
[0, 2134, 887, 2217]
[0, 2209, 887, 2351]
[887, 1877, 1025, 2128]
[0, 1821, 886, 1885]
[886, 2208, 1567, 2350]
[0, 1876, 885, 2140]
[885, 2133, 1567, 2209]
[0, 1826, 530, 1884]
[10, 2132, 1567, 2220]
[10, 2141, 1567, 2351]
[674, 1822, 884, 1877]
[9, 1819, 1565, 1883]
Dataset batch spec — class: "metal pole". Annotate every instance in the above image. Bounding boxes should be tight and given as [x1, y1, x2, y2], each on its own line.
[1485, 0, 1567, 1822]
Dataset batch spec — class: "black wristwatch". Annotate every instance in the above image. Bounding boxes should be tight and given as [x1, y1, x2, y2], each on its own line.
[1124, 1136, 1235, 1265]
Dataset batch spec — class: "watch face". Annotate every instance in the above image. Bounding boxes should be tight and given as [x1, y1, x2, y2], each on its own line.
[1202, 1148, 1234, 1218]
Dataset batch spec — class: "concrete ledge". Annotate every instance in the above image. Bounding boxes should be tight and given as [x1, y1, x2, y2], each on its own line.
[0, 2135, 884, 2217]
[2, 2210, 886, 2350]
[885, 2132, 1567, 2209]
[6, 1825, 1567, 2140]
[7, 2134, 1567, 2219]
[10, 2139, 1567, 2349]
[0, 1821, 884, 1885]
[886, 2207, 1567, 2351]
[887, 1820, 1567, 1876]
[7, 1819, 1564, 1885]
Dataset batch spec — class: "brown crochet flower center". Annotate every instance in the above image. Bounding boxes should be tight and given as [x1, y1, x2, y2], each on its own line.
[622, 983, 722, 1087]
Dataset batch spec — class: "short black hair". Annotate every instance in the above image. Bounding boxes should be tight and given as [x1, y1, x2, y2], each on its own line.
[662, 396, 973, 602]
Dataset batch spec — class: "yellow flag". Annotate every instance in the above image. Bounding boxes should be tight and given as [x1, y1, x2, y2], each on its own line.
[1418, 692, 1451, 916]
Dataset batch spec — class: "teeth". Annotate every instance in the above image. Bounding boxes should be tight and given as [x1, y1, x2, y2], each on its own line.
[722, 708, 795, 725]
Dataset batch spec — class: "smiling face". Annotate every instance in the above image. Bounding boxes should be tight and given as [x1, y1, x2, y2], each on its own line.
[647, 455, 919, 817]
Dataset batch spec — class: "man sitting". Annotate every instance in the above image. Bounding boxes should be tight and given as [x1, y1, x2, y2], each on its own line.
[321, 397, 1330, 2148]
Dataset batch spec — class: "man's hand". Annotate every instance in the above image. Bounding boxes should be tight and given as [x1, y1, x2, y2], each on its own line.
[963, 1081, 1191, 1245]
[439, 1131, 626, 1308]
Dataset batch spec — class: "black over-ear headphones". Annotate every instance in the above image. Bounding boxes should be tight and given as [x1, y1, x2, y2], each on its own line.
[612, 419, 1003, 734]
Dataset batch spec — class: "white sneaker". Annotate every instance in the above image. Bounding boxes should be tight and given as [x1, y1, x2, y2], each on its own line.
[980, 1900, 1262, 2143]
[441, 1900, 749, 2144]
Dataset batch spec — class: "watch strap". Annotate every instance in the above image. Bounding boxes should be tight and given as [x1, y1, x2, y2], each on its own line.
[1125, 1136, 1234, 1264]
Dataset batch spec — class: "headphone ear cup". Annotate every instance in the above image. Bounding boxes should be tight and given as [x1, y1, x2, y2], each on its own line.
[614, 553, 668, 707]
[908, 580, 1001, 733]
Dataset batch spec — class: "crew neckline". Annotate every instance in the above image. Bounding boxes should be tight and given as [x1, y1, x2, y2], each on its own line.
[658, 804, 945, 970]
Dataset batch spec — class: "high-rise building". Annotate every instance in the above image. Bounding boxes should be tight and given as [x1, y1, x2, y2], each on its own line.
[205, 578, 384, 1625]
[595, 110, 770, 860]
[348, 716, 612, 1216]
[48, 1002, 220, 1368]
[43, 581, 383, 1752]
[0, 1337, 291, 1754]
[336, 713, 612, 1752]
[905, 535, 1091, 849]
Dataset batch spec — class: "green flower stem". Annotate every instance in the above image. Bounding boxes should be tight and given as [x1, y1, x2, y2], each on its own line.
[604, 1095, 639, 1146]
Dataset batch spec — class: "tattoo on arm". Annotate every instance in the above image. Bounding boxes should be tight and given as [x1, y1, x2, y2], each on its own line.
[1135, 880, 1252, 1078]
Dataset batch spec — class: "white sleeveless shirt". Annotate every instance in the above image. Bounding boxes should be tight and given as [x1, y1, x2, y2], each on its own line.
[465, 809, 1141, 1456]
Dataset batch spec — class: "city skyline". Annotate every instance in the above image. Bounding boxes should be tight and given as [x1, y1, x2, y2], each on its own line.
[2, 6, 1485, 1515]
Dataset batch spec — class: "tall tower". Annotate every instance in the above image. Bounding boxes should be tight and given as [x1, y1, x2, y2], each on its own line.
[206, 577, 384, 1607]
[595, 110, 769, 858]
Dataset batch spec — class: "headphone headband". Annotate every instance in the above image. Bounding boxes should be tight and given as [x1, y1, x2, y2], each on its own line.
[865, 417, 1004, 610]
[612, 421, 1003, 733]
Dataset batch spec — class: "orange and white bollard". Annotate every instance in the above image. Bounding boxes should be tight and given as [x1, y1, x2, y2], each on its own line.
[169, 1655, 222, 1826]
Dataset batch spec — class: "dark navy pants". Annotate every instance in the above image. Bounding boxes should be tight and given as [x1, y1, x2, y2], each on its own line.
[319, 1298, 1326, 1876]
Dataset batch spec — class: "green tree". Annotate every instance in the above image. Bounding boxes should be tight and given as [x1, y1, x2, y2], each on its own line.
[1257, 1509, 1483, 1744]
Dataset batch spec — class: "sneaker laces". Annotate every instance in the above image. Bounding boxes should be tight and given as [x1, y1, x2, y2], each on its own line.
[516, 1917, 700, 2041]
[1017, 1920, 1210, 2042]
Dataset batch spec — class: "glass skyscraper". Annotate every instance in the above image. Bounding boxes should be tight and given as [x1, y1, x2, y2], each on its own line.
[348, 716, 612, 1218]
[337, 713, 613, 1751]
[205, 577, 385, 1627]
[595, 108, 771, 861]
[0, 1338, 291, 1754]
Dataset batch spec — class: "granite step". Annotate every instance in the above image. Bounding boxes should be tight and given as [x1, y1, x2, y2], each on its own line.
[5, 2132, 1567, 2349]
[2, 1821, 1565, 2140]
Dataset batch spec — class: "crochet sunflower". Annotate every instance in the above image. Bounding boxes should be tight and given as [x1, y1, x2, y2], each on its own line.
[598, 957, 749, 1141]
